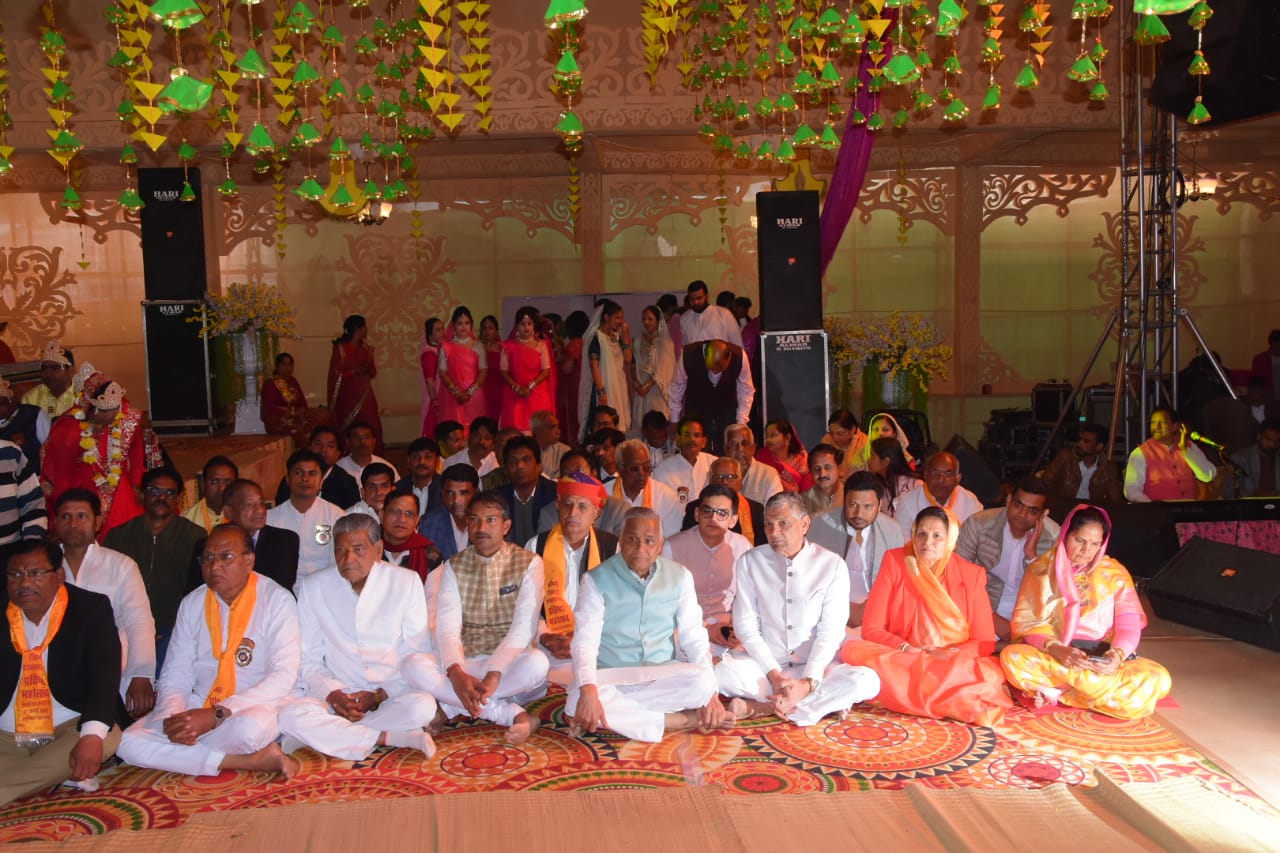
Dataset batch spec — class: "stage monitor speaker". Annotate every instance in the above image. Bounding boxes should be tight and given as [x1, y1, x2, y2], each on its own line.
[1046, 498, 1179, 578]
[143, 300, 216, 434]
[761, 330, 829, 450]
[1148, 0, 1280, 128]
[139, 167, 209, 301]
[1149, 537, 1280, 651]
[756, 191, 822, 332]
[944, 434, 1003, 507]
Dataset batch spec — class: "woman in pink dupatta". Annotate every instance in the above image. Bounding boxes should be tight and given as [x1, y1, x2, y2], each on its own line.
[419, 317, 444, 437]
[1000, 505, 1171, 719]
[437, 306, 488, 429]
[499, 306, 554, 431]
[755, 419, 814, 492]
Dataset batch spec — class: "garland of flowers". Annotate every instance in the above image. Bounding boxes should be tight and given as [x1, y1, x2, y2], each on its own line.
[77, 409, 125, 492]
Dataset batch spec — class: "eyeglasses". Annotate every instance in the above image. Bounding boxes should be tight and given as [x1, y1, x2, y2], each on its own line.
[6, 568, 58, 581]
[383, 508, 418, 519]
[711, 473, 739, 482]
[204, 477, 233, 486]
[698, 506, 732, 520]
[199, 551, 250, 565]
[145, 486, 179, 498]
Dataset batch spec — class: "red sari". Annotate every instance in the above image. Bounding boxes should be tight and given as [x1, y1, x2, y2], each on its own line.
[482, 343, 504, 422]
[327, 341, 383, 445]
[40, 404, 156, 540]
[420, 344, 440, 437]
[756, 447, 814, 492]
[262, 373, 314, 447]
[500, 338, 554, 431]
[559, 337, 584, 445]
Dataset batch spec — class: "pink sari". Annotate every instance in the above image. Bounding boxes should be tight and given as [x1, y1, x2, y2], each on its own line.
[482, 344, 504, 421]
[501, 339, 554, 431]
[438, 337, 486, 427]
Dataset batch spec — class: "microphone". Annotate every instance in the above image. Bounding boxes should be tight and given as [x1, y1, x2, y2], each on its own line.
[1189, 431, 1225, 450]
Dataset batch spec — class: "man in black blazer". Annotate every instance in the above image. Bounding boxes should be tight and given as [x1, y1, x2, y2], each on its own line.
[681, 457, 767, 546]
[184, 480, 301, 595]
[275, 426, 360, 510]
[2, 539, 127, 805]
[496, 436, 559, 546]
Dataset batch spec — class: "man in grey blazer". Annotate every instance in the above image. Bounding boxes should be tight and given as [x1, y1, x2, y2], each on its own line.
[1226, 418, 1280, 498]
[807, 471, 905, 630]
[954, 476, 1059, 642]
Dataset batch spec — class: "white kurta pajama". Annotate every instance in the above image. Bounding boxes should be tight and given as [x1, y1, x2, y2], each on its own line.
[278, 562, 436, 760]
[62, 543, 157, 697]
[567, 556, 717, 743]
[403, 551, 550, 727]
[716, 542, 879, 726]
[118, 577, 300, 776]
[266, 498, 345, 578]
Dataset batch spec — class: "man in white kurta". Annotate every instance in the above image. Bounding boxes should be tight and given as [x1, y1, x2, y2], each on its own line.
[118, 525, 301, 779]
[678, 281, 743, 347]
[403, 492, 549, 744]
[280, 515, 436, 760]
[568, 508, 726, 743]
[892, 452, 983, 538]
[56, 489, 157, 715]
[716, 493, 880, 726]
[266, 450, 345, 578]
[724, 424, 785, 505]
[612, 440, 684, 537]
[653, 418, 716, 504]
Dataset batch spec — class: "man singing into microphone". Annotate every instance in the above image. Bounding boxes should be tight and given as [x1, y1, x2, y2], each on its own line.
[1123, 408, 1217, 502]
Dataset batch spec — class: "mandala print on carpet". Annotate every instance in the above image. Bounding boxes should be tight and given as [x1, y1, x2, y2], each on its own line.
[0, 694, 1267, 843]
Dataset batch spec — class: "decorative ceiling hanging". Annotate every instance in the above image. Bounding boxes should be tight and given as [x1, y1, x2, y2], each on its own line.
[1133, 0, 1213, 124]
[0, 19, 12, 176]
[673, 0, 1118, 167]
[40, 1, 81, 209]
[547, 0, 588, 239]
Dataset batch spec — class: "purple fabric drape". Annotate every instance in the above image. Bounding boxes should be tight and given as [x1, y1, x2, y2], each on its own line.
[819, 46, 885, 275]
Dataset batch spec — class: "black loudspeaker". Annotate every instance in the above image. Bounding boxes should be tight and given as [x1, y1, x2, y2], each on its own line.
[757, 191, 822, 332]
[1148, 0, 1280, 127]
[142, 300, 216, 434]
[944, 434, 1003, 507]
[761, 330, 829, 449]
[139, 167, 208, 300]
[1046, 498, 1180, 579]
[1149, 537, 1280, 651]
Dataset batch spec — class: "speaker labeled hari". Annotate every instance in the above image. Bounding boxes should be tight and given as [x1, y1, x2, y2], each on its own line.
[756, 190, 822, 332]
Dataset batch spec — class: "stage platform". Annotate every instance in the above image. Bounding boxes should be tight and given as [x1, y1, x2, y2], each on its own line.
[159, 432, 294, 506]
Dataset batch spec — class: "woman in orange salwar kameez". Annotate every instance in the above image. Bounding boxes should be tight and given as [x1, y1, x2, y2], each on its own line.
[1000, 505, 1171, 720]
[841, 506, 1013, 726]
[499, 306, 554, 432]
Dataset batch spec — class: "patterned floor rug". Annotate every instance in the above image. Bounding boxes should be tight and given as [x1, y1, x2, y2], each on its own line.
[0, 692, 1267, 843]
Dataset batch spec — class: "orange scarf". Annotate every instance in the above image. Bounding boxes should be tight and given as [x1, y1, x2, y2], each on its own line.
[203, 573, 259, 709]
[924, 487, 960, 513]
[613, 477, 653, 508]
[542, 525, 602, 634]
[737, 494, 755, 543]
[7, 586, 69, 744]
[902, 511, 969, 648]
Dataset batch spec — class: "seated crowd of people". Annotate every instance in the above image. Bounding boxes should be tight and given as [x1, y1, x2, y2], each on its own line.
[2, 386, 1175, 803]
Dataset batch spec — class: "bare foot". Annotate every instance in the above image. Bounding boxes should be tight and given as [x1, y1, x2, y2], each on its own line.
[505, 712, 541, 746]
[237, 744, 301, 778]
[426, 706, 450, 736]
[727, 698, 770, 721]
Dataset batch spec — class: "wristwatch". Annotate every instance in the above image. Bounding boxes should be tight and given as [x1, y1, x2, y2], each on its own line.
[804, 677, 819, 694]
[212, 705, 231, 727]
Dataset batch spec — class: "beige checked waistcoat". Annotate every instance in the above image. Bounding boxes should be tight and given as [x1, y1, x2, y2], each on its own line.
[450, 543, 535, 658]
